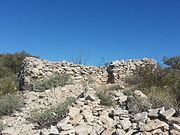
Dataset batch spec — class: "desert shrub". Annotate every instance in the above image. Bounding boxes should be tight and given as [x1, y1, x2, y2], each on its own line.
[97, 89, 115, 107]
[0, 75, 18, 96]
[133, 66, 180, 110]
[29, 97, 75, 129]
[0, 51, 38, 74]
[125, 57, 180, 111]
[71, 51, 89, 65]
[0, 120, 3, 134]
[0, 67, 14, 78]
[146, 87, 180, 110]
[0, 94, 23, 117]
[0, 51, 38, 95]
[123, 88, 152, 113]
[123, 88, 134, 96]
[0, 121, 3, 134]
[107, 83, 124, 91]
[33, 74, 70, 92]
[163, 56, 180, 69]
[126, 95, 152, 114]
[124, 75, 140, 85]
[133, 64, 167, 88]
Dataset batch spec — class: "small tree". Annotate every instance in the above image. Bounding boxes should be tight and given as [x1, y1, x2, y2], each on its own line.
[163, 56, 180, 69]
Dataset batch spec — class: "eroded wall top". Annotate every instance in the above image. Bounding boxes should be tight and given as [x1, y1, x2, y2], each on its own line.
[18, 57, 157, 91]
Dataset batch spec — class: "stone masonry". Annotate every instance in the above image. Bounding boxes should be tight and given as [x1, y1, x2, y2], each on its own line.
[18, 57, 157, 91]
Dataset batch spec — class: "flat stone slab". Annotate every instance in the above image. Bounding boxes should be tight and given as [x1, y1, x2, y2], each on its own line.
[159, 108, 176, 119]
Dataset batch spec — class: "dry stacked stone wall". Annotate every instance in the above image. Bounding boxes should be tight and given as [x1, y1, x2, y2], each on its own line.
[18, 57, 157, 91]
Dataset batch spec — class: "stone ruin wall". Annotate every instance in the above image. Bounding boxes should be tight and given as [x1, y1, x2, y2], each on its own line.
[18, 57, 157, 91]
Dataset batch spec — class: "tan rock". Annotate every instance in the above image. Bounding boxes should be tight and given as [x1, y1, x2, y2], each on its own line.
[140, 119, 169, 132]
[134, 90, 148, 99]
[99, 112, 113, 126]
[159, 108, 176, 119]
[115, 129, 126, 135]
[119, 119, 132, 130]
[69, 114, 83, 126]
[170, 129, 180, 135]
[57, 123, 73, 131]
[68, 107, 80, 118]
[168, 117, 180, 124]
[82, 110, 94, 122]
[74, 124, 93, 135]
[101, 128, 115, 135]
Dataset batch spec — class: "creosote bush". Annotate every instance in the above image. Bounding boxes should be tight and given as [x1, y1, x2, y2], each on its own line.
[29, 97, 76, 129]
[33, 74, 70, 92]
[0, 94, 23, 117]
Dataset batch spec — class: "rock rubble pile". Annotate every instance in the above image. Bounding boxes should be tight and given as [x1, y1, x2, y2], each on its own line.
[38, 88, 180, 135]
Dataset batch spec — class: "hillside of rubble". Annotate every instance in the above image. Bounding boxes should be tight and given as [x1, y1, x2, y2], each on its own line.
[0, 54, 180, 135]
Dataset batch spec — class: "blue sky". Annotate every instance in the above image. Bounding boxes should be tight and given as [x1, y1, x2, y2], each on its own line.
[0, 0, 179, 65]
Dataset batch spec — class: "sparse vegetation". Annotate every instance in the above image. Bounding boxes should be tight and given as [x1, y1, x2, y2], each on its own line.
[125, 56, 180, 111]
[0, 76, 18, 95]
[0, 94, 23, 117]
[0, 121, 3, 134]
[0, 51, 38, 74]
[163, 56, 180, 69]
[33, 74, 70, 92]
[107, 83, 124, 91]
[0, 51, 38, 96]
[97, 87, 115, 107]
[147, 87, 179, 110]
[0, 120, 3, 134]
[125, 75, 140, 85]
[126, 95, 152, 114]
[86, 76, 95, 85]
[29, 97, 76, 129]
[123, 89, 152, 113]
[71, 51, 90, 65]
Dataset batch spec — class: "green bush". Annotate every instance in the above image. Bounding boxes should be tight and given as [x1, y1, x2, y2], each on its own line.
[163, 56, 180, 69]
[107, 83, 124, 91]
[125, 56, 180, 111]
[0, 94, 23, 117]
[0, 51, 38, 95]
[126, 95, 152, 114]
[124, 75, 140, 85]
[33, 74, 70, 92]
[133, 67, 180, 110]
[29, 97, 75, 129]
[0, 120, 3, 134]
[133, 64, 167, 88]
[147, 87, 180, 110]
[0, 67, 14, 78]
[97, 90, 115, 107]
[0, 76, 18, 96]
[0, 51, 38, 74]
